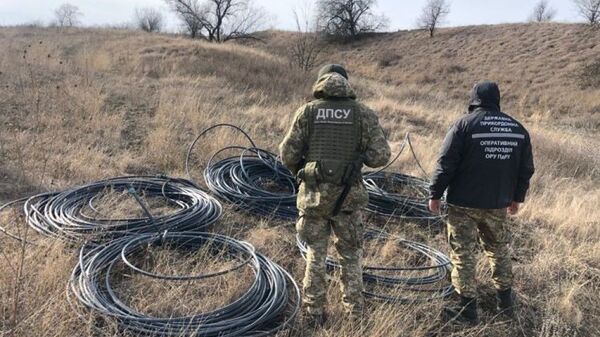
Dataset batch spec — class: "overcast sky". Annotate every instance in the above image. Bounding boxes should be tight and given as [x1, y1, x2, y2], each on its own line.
[0, 0, 584, 31]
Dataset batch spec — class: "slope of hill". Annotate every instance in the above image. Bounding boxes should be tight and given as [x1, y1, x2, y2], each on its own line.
[0, 24, 598, 337]
[260, 23, 600, 130]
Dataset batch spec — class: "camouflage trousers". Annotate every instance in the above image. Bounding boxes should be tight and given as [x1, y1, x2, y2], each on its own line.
[296, 210, 364, 316]
[447, 205, 513, 298]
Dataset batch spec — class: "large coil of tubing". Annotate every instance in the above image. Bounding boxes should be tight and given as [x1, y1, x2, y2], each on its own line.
[362, 133, 445, 224]
[363, 171, 445, 224]
[296, 228, 454, 304]
[186, 124, 298, 220]
[203, 147, 298, 220]
[187, 124, 443, 222]
[0, 176, 222, 244]
[69, 231, 301, 337]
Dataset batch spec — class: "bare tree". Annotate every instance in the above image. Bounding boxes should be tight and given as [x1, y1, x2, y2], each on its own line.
[134, 7, 164, 32]
[165, 0, 266, 41]
[181, 13, 204, 38]
[417, 0, 450, 38]
[317, 0, 388, 41]
[167, 0, 204, 38]
[529, 0, 557, 22]
[573, 0, 600, 26]
[54, 3, 83, 28]
[289, 2, 322, 71]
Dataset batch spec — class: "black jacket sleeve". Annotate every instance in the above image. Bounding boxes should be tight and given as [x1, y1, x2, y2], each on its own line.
[429, 121, 465, 200]
[513, 132, 535, 203]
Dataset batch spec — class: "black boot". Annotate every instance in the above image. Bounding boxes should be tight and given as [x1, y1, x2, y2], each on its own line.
[443, 296, 479, 325]
[497, 288, 515, 318]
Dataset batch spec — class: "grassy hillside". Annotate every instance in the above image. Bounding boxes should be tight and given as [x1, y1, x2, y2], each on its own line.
[260, 23, 600, 130]
[0, 24, 599, 337]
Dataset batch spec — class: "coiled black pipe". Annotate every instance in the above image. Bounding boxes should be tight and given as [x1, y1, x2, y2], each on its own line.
[69, 231, 300, 337]
[187, 124, 443, 222]
[186, 124, 298, 219]
[204, 147, 298, 220]
[296, 228, 454, 303]
[353, 133, 443, 222]
[1, 176, 222, 243]
[363, 171, 443, 223]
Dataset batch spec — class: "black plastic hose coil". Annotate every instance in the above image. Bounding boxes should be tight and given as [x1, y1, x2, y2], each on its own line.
[204, 147, 298, 220]
[296, 228, 454, 303]
[363, 171, 444, 223]
[69, 231, 300, 337]
[188, 125, 443, 222]
[1, 176, 222, 243]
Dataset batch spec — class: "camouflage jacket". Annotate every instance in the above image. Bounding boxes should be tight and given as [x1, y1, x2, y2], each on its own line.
[279, 73, 391, 216]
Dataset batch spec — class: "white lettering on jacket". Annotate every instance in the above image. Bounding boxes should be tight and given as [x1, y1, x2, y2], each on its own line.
[316, 108, 352, 121]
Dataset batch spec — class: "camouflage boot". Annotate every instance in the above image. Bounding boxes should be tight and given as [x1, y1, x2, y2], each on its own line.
[443, 296, 479, 325]
[497, 288, 515, 318]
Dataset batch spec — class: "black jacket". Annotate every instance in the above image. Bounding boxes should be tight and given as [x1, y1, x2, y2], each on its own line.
[430, 82, 535, 209]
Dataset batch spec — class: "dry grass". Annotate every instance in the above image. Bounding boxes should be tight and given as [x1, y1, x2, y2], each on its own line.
[1, 23, 599, 337]
[114, 242, 256, 317]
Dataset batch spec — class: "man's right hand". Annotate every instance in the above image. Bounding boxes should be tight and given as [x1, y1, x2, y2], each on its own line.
[507, 201, 521, 215]
[428, 199, 441, 215]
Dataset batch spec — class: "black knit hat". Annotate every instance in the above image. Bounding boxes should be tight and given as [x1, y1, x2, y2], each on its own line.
[318, 64, 348, 80]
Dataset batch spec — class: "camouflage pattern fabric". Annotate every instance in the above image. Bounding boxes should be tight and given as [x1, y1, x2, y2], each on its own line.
[279, 71, 390, 316]
[312, 72, 357, 100]
[447, 204, 513, 298]
[297, 210, 364, 316]
[279, 72, 391, 213]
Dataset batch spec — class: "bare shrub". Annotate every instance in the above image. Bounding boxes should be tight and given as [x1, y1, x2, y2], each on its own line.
[376, 50, 400, 68]
[54, 3, 83, 28]
[17, 21, 45, 29]
[417, 0, 450, 38]
[529, 0, 557, 22]
[317, 0, 388, 42]
[579, 59, 600, 88]
[288, 2, 322, 71]
[165, 0, 267, 42]
[134, 7, 164, 33]
[167, 0, 204, 38]
[573, 0, 600, 26]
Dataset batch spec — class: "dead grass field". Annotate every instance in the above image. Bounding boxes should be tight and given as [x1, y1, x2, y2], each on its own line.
[0, 23, 599, 337]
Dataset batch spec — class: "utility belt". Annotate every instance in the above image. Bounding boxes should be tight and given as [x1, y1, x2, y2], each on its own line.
[297, 159, 363, 187]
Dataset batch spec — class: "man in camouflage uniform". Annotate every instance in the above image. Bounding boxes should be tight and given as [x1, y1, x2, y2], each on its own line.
[279, 64, 390, 323]
[429, 81, 535, 324]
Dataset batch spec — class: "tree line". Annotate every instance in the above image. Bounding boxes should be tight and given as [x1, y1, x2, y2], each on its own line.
[49, 0, 600, 41]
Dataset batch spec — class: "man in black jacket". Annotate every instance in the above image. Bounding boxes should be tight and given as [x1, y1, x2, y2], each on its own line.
[429, 81, 535, 324]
